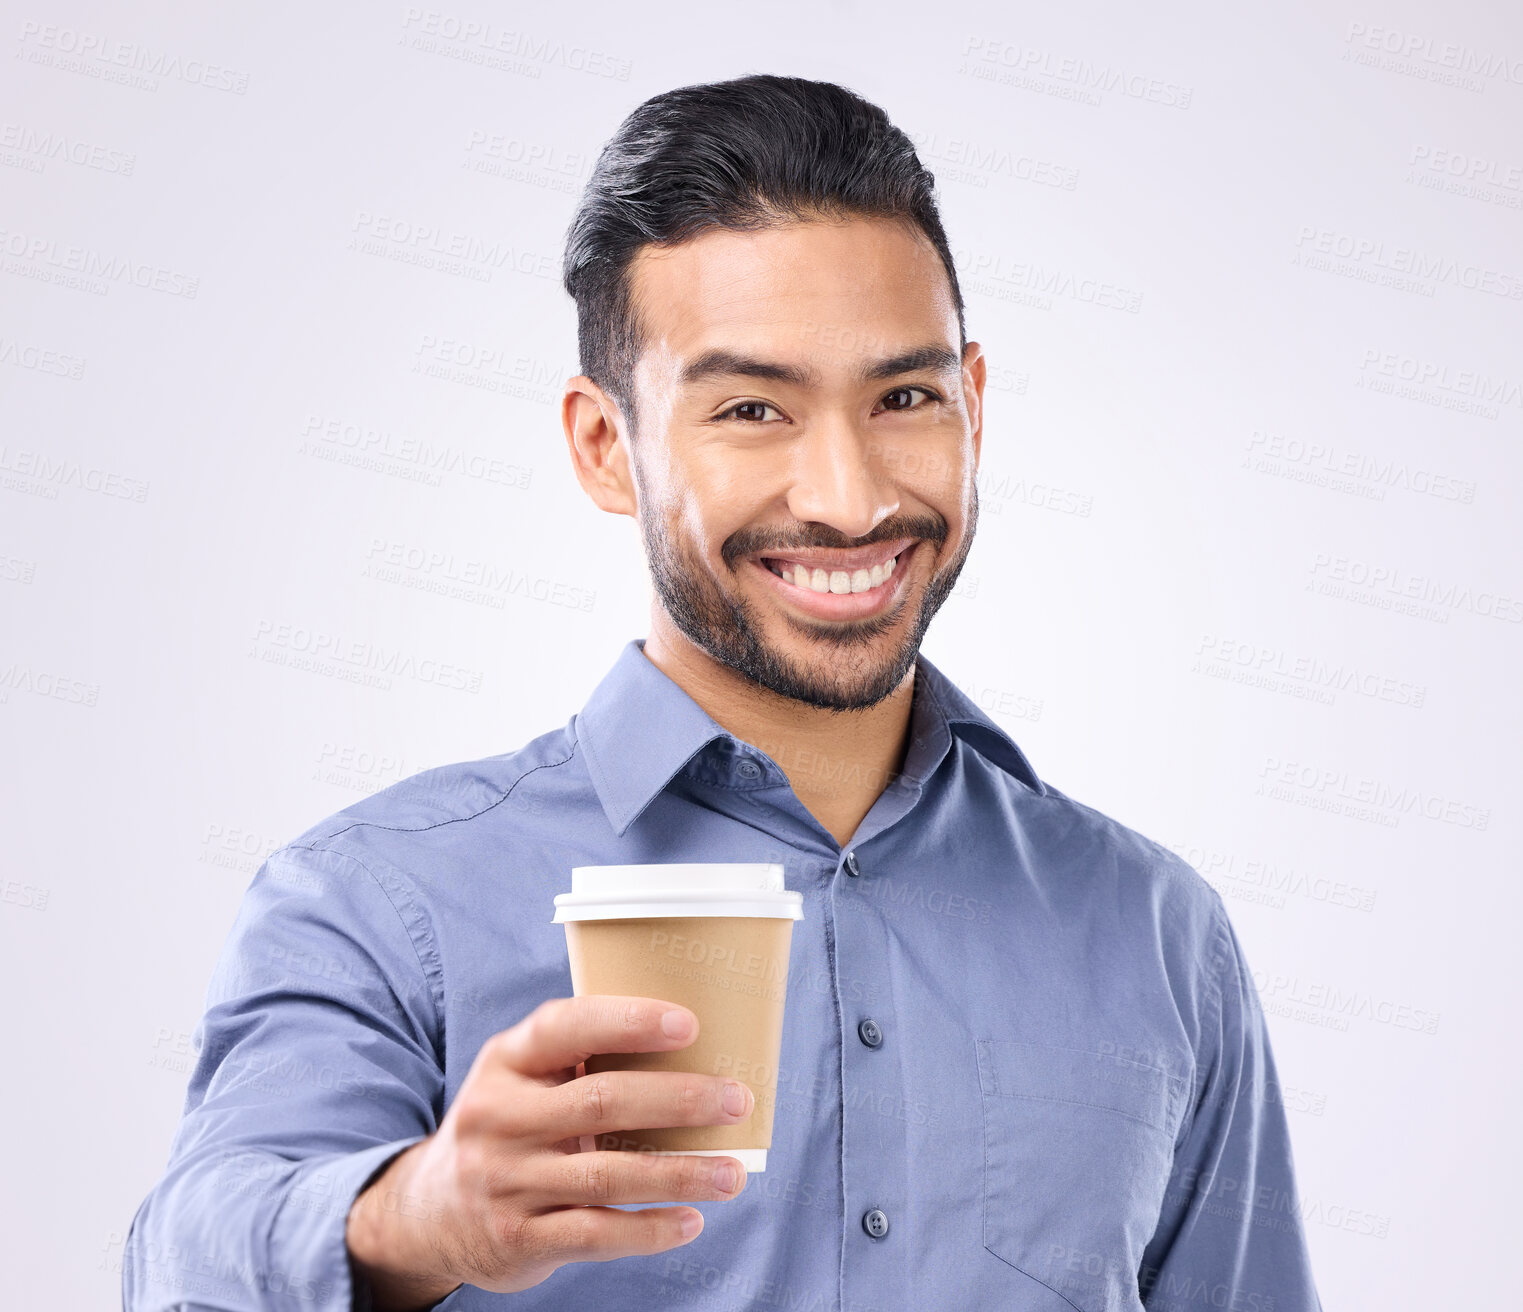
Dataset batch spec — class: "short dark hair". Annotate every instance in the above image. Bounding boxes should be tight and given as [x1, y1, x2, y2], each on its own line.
[561, 73, 966, 437]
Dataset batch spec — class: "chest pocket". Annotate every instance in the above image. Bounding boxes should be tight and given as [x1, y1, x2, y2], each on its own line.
[976, 1038, 1187, 1312]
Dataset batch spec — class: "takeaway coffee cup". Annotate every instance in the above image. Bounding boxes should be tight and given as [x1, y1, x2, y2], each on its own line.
[552, 863, 804, 1172]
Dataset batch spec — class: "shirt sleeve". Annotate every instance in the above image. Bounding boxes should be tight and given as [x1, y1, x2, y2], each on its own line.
[122, 842, 447, 1312]
[1139, 895, 1324, 1311]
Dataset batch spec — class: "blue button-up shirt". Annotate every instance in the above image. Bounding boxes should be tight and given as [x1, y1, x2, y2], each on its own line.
[124, 638, 1322, 1311]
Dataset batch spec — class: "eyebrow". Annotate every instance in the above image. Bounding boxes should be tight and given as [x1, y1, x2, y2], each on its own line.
[678, 343, 962, 390]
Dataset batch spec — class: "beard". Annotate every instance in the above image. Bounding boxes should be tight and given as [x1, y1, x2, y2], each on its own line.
[634, 469, 979, 712]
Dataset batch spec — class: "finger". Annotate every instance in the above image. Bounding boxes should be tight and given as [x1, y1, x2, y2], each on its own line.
[538, 1068, 754, 1141]
[520, 1203, 707, 1266]
[494, 997, 700, 1079]
[525, 1148, 747, 1209]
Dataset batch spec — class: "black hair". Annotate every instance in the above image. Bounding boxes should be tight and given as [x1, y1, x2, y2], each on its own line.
[561, 73, 966, 437]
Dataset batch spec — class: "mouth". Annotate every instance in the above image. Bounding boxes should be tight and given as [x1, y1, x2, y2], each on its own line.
[747, 539, 918, 621]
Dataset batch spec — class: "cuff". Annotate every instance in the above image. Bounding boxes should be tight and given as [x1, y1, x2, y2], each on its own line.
[267, 1136, 430, 1312]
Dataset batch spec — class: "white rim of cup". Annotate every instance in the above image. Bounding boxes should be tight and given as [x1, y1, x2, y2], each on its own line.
[552, 889, 803, 922]
[652, 1148, 768, 1172]
[553, 864, 804, 923]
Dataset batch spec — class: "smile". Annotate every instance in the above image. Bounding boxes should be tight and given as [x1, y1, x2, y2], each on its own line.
[762, 552, 901, 594]
[747, 542, 917, 620]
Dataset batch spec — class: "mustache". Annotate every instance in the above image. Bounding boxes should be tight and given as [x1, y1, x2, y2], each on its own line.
[722, 516, 947, 565]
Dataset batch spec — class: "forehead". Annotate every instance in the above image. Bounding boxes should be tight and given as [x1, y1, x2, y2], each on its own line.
[627, 216, 958, 387]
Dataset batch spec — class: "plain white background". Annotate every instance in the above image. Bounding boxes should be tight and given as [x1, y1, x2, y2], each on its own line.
[3, 1, 1519, 1305]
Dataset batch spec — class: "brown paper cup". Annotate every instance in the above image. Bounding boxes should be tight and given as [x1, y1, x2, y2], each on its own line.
[552, 864, 804, 1172]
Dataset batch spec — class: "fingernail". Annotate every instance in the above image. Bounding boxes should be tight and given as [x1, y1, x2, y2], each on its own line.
[722, 1081, 749, 1116]
[713, 1162, 738, 1192]
[661, 1010, 693, 1040]
[679, 1209, 704, 1239]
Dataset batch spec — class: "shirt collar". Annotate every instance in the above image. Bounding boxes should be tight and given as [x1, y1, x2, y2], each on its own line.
[912, 651, 1046, 799]
[573, 638, 1045, 837]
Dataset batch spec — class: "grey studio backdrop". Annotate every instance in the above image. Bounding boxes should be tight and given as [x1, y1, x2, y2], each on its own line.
[2, 2, 1519, 1307]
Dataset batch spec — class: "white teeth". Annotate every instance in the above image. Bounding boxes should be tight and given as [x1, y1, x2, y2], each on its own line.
[769, 551, 902, 594]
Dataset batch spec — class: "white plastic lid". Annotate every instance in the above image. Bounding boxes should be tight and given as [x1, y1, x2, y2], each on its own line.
[552, 863, 804, 923]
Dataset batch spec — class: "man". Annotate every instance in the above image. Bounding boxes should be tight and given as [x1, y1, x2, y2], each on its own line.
[124, 74, 1322, 1311]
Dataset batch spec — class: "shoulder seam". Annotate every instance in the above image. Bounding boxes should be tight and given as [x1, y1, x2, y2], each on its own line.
[311, 741, 579, 846]
[282, 840, 447, 1063]
[1183, 886, 1233, 1142]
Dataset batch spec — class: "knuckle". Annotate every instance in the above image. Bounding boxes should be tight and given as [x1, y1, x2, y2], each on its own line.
[451, 1091, 488, 1138]
[555, 1204, 602, 1254]
[486, 1027, 520, 1067]
[497, 1206, 541, 1262]
[576, 1074, 613, 1125]
[676, 1077, 707, 1117]
[644, 1207, 680, 1251]
[518, 1007, 550, 1055]
[455, 1135, 487, 1191]
[678, 1160, 719, 1198]
[578, 1155, 614, 1202]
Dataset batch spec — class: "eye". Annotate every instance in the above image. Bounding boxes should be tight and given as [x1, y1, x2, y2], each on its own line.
[878, 386, 941, 413]
[714, 400, 784, 424]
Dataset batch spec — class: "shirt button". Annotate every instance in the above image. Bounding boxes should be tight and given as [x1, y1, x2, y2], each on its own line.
[862, 1208, 890, 1239]
[844, 851, 860, 877]
[858, 1018, 883, 1048]
[737, 759, 761, 780]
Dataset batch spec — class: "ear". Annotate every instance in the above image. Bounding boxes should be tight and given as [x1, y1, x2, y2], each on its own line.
[962, 342, 986, 469]
[562, 376, 638, 517]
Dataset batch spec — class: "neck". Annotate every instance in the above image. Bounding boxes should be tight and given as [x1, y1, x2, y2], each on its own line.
[640, 614, 916, 849]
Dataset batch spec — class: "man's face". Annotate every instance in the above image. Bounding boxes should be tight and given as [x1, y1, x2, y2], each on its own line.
[622, 214, 984, 712]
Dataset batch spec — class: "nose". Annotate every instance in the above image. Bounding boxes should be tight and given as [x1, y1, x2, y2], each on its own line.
[784, 419, 899, 541]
